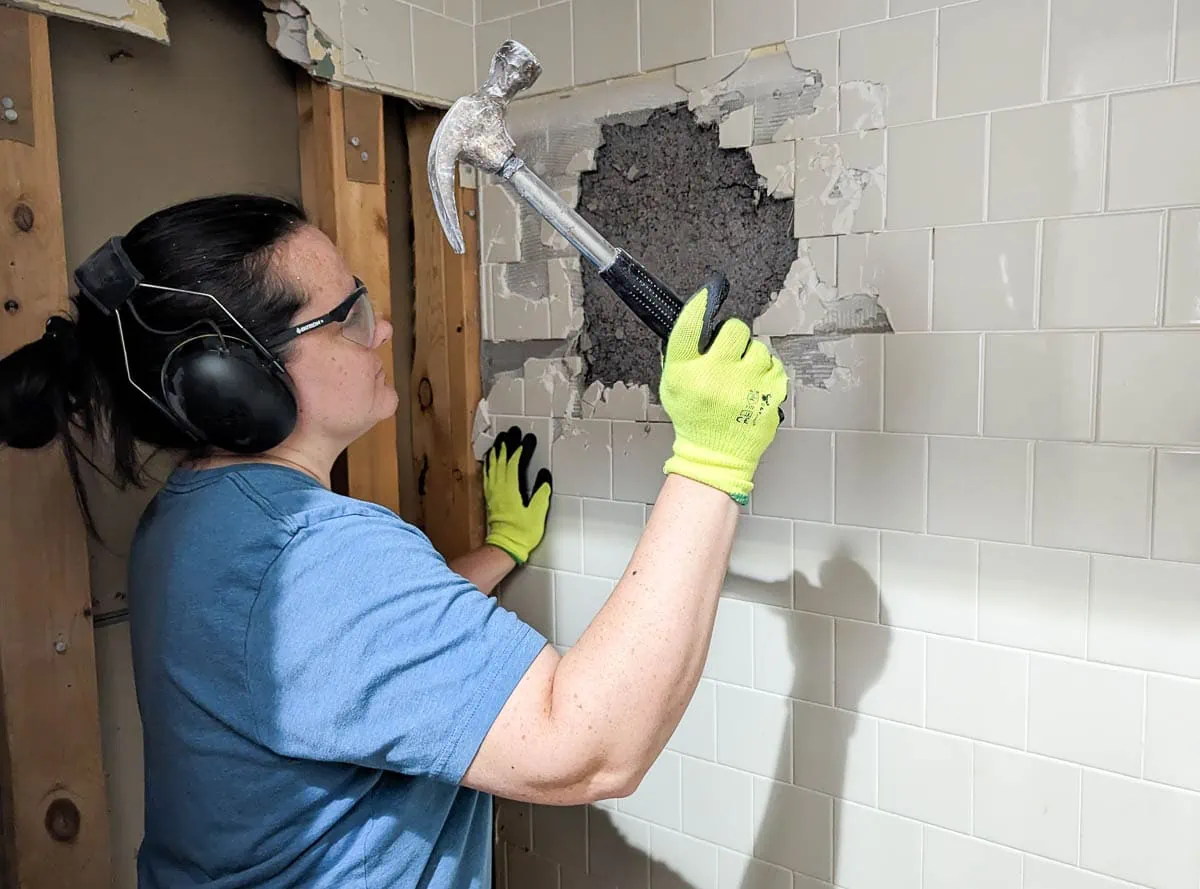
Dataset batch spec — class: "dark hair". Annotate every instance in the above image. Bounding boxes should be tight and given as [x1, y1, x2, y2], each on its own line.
[0, 193, 310, 535]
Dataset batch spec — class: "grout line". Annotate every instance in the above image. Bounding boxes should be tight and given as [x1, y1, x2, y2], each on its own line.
[1100, 93, 1114, 213]
[1025, 440, 1036, 546]
[976, 333, 986, 436]
[1140, 671, 1150, 779]
[1157, 209, 1170, 327]
[1089, 331, 1102, 443]
[1171, 0, 1181, 82]
[1147, 447, 1160, 559]
[931, 7, 941, 119]
[982, 112, 992, 221]
[1041, 0, 1053, 102]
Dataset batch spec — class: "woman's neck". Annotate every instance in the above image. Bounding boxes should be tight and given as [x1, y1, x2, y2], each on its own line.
[187, 447, 331, 488]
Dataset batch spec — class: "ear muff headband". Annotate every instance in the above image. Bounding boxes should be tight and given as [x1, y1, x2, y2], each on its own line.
[73, 236, 298, 453]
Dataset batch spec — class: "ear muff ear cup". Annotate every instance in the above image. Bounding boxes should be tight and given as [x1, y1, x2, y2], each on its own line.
[161, 335, 297, 453]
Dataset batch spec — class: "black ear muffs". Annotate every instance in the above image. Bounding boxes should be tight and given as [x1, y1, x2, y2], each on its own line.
[161, 334, 297, 453]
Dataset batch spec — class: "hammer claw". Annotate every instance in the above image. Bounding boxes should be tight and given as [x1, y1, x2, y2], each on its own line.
[428, 114, 467, 255]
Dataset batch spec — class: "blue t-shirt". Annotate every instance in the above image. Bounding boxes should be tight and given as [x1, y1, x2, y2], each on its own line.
[126, 463, 547, 888]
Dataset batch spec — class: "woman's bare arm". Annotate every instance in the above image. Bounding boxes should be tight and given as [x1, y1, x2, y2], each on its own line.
[449, 545, 518, 597]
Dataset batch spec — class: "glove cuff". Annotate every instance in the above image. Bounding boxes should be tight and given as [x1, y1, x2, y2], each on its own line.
[663, 436, 757, 505]
[486, 531, 529, 566]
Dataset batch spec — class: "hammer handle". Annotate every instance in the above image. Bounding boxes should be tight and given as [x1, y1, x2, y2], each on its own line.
[599, 250, 686, 343]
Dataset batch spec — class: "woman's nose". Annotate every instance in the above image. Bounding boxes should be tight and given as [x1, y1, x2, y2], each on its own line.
[375, 318, 393, 348]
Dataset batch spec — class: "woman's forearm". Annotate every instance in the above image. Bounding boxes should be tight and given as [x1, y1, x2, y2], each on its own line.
[450, 544, 517, 596]
[550, 473, 738, 783]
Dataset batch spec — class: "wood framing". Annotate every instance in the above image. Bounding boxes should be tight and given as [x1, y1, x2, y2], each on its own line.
[406, 109, 485, 561]
[296, 77, 404, 516]
[0, 8, 112, 888]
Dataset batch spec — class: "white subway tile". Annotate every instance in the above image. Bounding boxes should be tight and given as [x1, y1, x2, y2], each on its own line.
[1164, 208, 1200, 326]
[1145, 676, 1200, 793]
[973, 745, 1082, 864]
[509, 3, 573, 94]
[1024, 857, 1144, 889]
[343, 0, 414, 88]
[412, 9, 476, 100]
[836, 621, 925, 725]
[443, 0, 473, 23]
[1179, 0, 1200, 80]
[1109, 83, 1200, 210]
[982, 333, 1096, 442]
[1027, 656, 1145, 776]
[1079, 770, 1200, 889]
[1153, 452, 1200, 563]
[713, 0, 794, 54]
[989, 100, 1106, 222]
[833, 802, 923, 889]
[752, 777, 833, 880]
[716, 686, 791, 780]
[923, 828, 1023, 889]
[725, 516, 794, 609]
[1032, 443, 1153, 558]
[796, 0, 886, 36]
[790, 335, 884, 432]
[834, 432, 927, 532]
[532, 804, 586, 873]
[581, 499, 644, 579]
[649, 827, 718, 889]
[667, 679, 716, 759]
[840, 13, 935, 127]
[717, 849, 791, 889]
[491, 417, 551, 484]
[793, 521, 881, 622]
[639, 0, 711, 71]
[572, 0, 638, 85]
[927, 637, 1028, 748]
[1049, 0, 1172, 98]
[1098, 332, 1200, 446]
[783, 35, 840, 139]
[932, 221, 1038, 331]
[937, 0, 1047, 115]
[619, 751, 682, 829]
[550, 420, 612, 500]
[681, 759, 754, 854]
[479, 0, 535, 19]
[795, 132, 885, 237]
[588, 811, 650, 888]
[887, 116, 988, 228]
[751, 430, 833, 523]
[506, 848, 560, 889]
[753, 606, 834, 703]
[880, 532, 978, 638]
[499, 566, 554, 641]
[704, 598, 754, 686]
[884, 333, 981, 436]
[928, 436, 1029, 544]
[484, 375, 524, 415]
[1090, 555, 1200, 680]
[611, 422, 671, 504]
[837, 230, 932, 332]
[553, 572, 611, 647]
[978, 543, 1090, 658]
[1040, 213, 1163, 329]
[878, 722, 972, 831]
[792, 700, 878, 805]
[530, 495, 583, 573]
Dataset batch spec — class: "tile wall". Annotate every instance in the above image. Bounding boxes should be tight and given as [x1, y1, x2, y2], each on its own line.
[478, 2, 1200, 889]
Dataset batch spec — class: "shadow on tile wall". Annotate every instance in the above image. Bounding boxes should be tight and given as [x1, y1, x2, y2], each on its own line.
[499, 552, 892, 888]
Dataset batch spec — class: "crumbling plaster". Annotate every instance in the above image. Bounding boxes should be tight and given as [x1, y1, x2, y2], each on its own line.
[472, 43, 895, 456]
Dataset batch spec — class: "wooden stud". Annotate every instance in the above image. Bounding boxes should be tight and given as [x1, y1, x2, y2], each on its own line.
[296, 77, 403, 515]
[406, 109, 485, 560]
[0, 9, 112, 889]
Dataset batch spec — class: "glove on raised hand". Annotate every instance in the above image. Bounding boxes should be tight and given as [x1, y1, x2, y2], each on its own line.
[483, 426, 553, 565]
[658, 280, 789, 505]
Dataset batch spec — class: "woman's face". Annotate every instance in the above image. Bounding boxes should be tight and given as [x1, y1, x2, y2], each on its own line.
[274, 225, 398, 450]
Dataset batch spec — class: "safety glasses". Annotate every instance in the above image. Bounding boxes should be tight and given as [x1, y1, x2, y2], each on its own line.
[263, 277, 376, 350]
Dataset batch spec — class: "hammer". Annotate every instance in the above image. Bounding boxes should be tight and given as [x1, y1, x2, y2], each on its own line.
[427, 39, 731, 350]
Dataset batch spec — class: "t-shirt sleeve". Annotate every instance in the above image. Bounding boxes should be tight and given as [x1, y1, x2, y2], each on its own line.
[245, 510, 548, 783]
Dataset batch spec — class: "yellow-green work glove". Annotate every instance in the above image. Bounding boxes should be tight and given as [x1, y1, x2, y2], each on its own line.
[483, 426, 553, 565]
[659, 281, 789, 506]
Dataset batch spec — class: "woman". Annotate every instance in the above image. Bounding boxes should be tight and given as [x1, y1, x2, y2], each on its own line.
[0, 194, 787, 888]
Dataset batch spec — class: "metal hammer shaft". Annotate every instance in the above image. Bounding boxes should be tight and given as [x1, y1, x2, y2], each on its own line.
[503, 159, 697, 343]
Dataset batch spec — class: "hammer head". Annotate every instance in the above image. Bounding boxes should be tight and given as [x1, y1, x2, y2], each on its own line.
[427, 40, 543, 254]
